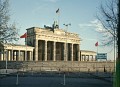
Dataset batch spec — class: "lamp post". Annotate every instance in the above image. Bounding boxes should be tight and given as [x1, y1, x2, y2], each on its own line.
[63, 23, 71, 61]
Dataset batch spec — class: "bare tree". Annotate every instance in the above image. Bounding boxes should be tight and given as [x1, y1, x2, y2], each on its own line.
[0, 0, 19, 43]
[97, 1, 120, 86]
[97, 0, 118, 46]
[116, 1, 120, 87]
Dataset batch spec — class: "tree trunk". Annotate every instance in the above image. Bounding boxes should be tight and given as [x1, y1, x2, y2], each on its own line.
[115, 0, 120, 87]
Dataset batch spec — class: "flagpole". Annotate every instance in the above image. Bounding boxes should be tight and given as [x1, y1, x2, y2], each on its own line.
[95, 42, 98, 61]
[20, 33, 27, 61]
[25, 33, 27, 61]
[56, 8, 60, 29]
[58, 12, 60, 29]
[97, 45, 98, 53]
[95, 42, 98, 53]
[95, 42, 98, 73]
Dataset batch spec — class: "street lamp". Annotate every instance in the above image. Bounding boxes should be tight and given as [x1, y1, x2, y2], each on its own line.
[63, 23, 71, 86]
[63, 23, 71, 61]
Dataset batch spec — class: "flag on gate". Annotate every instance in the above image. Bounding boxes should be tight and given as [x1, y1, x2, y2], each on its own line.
[56, 8, 59, 13]
[20, 33, 27, 38]
[95, 42, 98, 46]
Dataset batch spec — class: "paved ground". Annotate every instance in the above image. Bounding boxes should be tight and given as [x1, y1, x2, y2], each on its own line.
[0, 72, 113, 87]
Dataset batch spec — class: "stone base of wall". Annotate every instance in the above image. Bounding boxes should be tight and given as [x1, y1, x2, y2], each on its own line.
[0, 61, 114, 73]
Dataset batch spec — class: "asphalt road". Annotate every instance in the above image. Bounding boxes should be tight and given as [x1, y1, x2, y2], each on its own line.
[0, 72, 113, 87]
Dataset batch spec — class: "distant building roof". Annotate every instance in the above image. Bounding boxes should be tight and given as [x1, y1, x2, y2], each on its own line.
[81, 50, 96, 53]
[1, 43, 33, 48]
[0, 43, 34, 51]
[80, 50, 96, 55]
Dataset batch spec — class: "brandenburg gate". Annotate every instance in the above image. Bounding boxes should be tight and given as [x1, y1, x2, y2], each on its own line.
[26, 27, 81, 61]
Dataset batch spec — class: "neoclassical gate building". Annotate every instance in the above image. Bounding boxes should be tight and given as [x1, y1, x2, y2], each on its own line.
[27, 27, 80, 61]
[0, 26, 97, 62]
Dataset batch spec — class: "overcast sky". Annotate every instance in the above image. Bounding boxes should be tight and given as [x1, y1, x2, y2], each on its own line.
[9, 0, 114, 60]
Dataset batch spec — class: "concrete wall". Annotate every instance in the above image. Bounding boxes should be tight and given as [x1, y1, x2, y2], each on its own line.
[0, 61, 114, 73]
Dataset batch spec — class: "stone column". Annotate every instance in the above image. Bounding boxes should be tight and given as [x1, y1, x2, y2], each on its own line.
[35, 39, 38, 61]
[3, 50, 5, 61]
[31, 51, 33, 61]
[8, 50, 10, 61]
[11, 50, 13, 61]
[18, 50, 20, 61]
[14, 51, 16, 61]
[71, 43, 73, 61]
[87, 55, 89, 61]
[64, 43, 67, 61]
[77, 44, 80, 61]
[21, 51, 23, 61]
[16, 50, 18, 61]
[85, 55, 87, 61]
[90, 55, 93, 61]
[29, 51, 31, 61]
[53, 42, 56, 61]
[81, 55, 83, 61]
[94, 55, 96, 61]
[44, 40, 47, 61]
[0, 53, 3, 61]
[22, 51, 24, 61]
[5, 50, 7, 61]
[84, 55, 86, 61]
[25, 50, 27, 61]
[12, 50, 14, 61]
[12, 51, 14, 61]
[80, 51, 81, 61]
